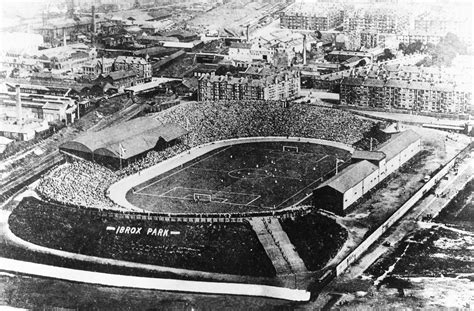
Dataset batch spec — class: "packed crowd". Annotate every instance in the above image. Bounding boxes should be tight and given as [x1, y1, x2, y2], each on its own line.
[36, 143, 190, 210]
[118, 144, 189, 178]
[9, 197, 276, 277]
[36, 161, 121, 210]
[37, 100, 374, 210]
[154, 100, 374, 147]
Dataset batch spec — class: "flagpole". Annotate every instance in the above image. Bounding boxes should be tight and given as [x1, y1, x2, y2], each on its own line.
[336, 158, 344, 175]
[119, 143, 123, 171]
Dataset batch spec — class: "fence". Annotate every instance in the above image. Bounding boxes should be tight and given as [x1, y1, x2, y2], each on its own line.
[334, 144, 471, 276]
[38, 196, 313, 224]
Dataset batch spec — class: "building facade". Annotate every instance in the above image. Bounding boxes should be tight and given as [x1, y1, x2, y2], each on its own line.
[339, 64, 472, 115]
[228, 42, 276, 64]
[280, 3, 343, 30]
[343, 7, 409, 34]
[197, 71, 300, 101]
[0, 90, 77, 124]
[113, 56, 152, 80]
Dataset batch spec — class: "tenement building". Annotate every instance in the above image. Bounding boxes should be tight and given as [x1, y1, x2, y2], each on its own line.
[339, 64, 472, 114]
[197, 71, 300, 101]
[113, 56, 152, 80]
[280, 3, 343, 31]
[343, 7, 409, 34]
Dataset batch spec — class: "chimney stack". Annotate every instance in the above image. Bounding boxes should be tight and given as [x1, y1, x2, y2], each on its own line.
[69, 0, 75, 19]
[16, 85, 22, 125]
[303, 34, 307, 66]
[63, 31, 67, 46]
[92, 5, 96, 35]
[246, 25, 249, 42]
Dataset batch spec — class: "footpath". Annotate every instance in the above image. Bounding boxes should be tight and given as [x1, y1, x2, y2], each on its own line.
[250, 218, 307, 276]
[0, 257, 310, 301]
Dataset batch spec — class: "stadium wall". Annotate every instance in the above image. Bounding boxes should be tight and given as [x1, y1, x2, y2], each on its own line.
[334, 144, 470, 276]
[108, 136, 354, 212]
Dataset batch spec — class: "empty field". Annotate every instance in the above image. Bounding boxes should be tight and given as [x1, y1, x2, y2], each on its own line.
[126, 142, 351, 213]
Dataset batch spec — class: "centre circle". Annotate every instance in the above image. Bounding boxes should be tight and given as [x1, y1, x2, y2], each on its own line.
[228, 168, 274, 179]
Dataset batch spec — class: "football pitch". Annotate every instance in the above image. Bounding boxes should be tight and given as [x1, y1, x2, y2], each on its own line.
[126, 142, 351, 213]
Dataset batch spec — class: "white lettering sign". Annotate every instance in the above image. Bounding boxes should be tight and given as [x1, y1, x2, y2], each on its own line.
[111, 226, 179, 237]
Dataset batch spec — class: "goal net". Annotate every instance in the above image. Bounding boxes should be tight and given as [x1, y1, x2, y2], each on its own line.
[283, 146, 299, 153]
[193, 193, 212, 202]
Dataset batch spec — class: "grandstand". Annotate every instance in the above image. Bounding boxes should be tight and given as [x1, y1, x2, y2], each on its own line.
[313, 130, 421, 215]
[59, 117, 188, 169]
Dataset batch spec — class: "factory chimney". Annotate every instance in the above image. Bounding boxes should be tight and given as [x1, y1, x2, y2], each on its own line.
[16, 85, 22, 125]
[92, 5, 96, 44]
[63, 32, 67, 46]
[246, 25, 250, 42]
[303, 34, 307, 65]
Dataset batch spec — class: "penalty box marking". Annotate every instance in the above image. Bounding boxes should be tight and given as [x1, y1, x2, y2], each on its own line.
[135, 146, 233, 193]
[139, 186, 261, 206]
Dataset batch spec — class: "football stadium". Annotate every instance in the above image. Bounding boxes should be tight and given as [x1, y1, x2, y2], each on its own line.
[5, 100, 430, 300]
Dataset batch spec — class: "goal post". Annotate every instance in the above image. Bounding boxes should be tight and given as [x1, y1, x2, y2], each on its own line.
[283, 146, 299, 153]
[193, 193, 212, 202]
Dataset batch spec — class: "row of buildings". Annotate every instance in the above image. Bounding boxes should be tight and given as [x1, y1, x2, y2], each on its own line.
[82, 56, 152, 80]
[339, 61, 472, 115]
[340, 77, 471, 114]
[197, 70, 300, 101]
[279, 3, 344, 31]
[343, 7, 410, 35]
[279, 3, 471, 49]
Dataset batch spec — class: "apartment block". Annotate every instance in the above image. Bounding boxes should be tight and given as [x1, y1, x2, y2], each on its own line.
[197, 71, 300, 101]
[344, 7, 409, 34]
[280, 3, 343, 31]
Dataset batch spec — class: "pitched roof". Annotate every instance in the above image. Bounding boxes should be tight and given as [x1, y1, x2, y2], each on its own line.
[376, 129, 420, 161]
[317, 160, 379, 194]
[342, 77, 364, 86]
[352, 150, 386, 161]
[107, 70, 137, 80]
[115, 56, 149, 65]
[229, 42, 252, 49]
[60, 117, 187, 159]
[385, 79, 409, 88]
[363, 78, 385, 87]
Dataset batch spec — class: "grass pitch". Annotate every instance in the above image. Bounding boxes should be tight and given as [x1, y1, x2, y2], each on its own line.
[126, 142, 351, 213]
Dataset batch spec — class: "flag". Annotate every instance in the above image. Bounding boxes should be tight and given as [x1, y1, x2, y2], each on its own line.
[119, 143, 126, 157]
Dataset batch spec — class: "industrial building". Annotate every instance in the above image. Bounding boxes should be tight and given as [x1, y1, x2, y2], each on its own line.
[228, 42, 276, 64]
[313, 130, 421, 215]
[0, 85, 77, 124]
